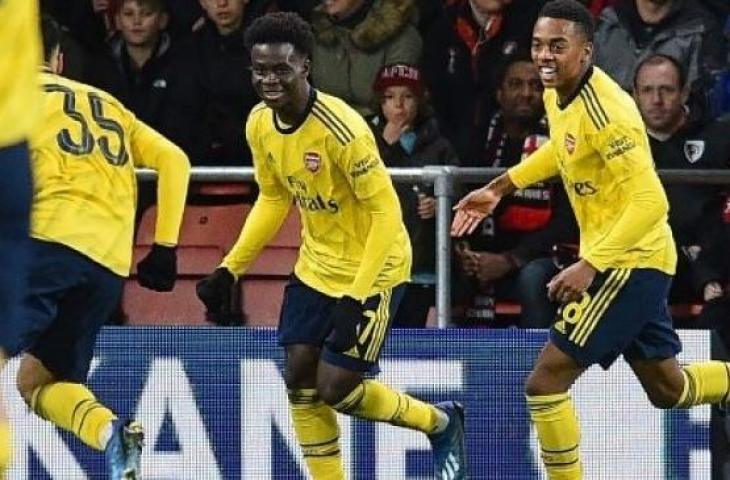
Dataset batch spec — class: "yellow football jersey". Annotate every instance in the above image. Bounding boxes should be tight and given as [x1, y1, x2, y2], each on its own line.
[30, 72, 189, 276]
[0, 0, 42, 147]
[509, 67, 676, 274]
[223, 90, 411, 298]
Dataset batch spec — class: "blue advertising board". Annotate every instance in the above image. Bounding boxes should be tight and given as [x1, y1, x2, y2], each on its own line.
[2, 328, 711, 479]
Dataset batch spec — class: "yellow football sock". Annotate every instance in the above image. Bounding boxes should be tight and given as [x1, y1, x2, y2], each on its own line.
[674, 361, 730, 408]
[527, 393, 582, 480]
[288, 389, 344, 480]
[0, 421, 11, 476]
[332, 379, 440, 434]
[31, 382, 116, 451]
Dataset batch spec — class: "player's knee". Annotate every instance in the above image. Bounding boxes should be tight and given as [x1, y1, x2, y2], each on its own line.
[317, 374, 362, 407]
[284, 363, 317, 390]
[645, 386, 681, 409]
[16, 370, 45, 405]
[524, 374, 548, 397]
[283, 346, 319, 389]
[317, 381, 347, 406]
[15, 355, 56, 406]
[525, 366, 560, 397]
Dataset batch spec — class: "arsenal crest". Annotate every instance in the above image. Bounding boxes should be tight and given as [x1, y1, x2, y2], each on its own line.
[683, 140, 705, 164]
[304, 152, 321, 173]
[564, 133, 576, 155]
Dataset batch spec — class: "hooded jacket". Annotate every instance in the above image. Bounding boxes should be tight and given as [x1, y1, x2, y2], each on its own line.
[310, 0, 422, 116]
[594, 0, 727, 91]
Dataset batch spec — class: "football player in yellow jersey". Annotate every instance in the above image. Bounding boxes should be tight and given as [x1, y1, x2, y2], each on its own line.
[196, 12, 467, 480]
[3, 16, 190, 480]
[0, 0, 42, 474]
[453, 1, 730, 478]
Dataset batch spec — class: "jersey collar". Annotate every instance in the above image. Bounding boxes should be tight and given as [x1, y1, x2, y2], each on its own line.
[273, 87, 317, 135]
[558, 66, 594, 110]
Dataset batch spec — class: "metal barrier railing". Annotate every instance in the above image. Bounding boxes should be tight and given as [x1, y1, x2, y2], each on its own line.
[139, 167, 730, 328]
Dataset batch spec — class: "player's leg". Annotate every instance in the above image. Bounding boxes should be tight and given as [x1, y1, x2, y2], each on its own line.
[15, 243, 142, 479]
[627, 324, 730, 409]
[316, 284, 466, 479]
[531, 267, 644, 479]
[16, 353, 117, 451]
[525, 341, 586, 480]
[0, 142, 33, 472]
[278, 276, 345, 479]
[284, 344, 344, 480]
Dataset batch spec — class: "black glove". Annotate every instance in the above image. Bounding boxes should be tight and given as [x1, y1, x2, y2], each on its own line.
[137, 244, 177, 292]
[196, 268, 235, 317]
[325, 296, 366, 352]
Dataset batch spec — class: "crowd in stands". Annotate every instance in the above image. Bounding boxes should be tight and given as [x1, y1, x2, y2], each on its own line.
[41, 0, 730, 328]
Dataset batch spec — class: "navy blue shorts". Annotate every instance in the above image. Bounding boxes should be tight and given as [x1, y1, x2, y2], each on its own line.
[3, 240, 123, 382]
[0, 142, 32, 354]
[278, 275, 405, 373]
[551, 268, 681, 370]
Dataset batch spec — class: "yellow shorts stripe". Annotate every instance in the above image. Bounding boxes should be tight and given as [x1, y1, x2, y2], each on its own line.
[365, 288, 391, 362]
[568, 269, 621, 343]
[575, 268, 631, 347]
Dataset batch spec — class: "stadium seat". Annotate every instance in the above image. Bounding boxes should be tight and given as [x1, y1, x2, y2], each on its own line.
[188, 181, 254, 198]
[123, 203, 250, 325]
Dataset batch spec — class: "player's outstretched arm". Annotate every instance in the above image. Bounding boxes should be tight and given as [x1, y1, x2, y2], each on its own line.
[451, 173, 515, 237]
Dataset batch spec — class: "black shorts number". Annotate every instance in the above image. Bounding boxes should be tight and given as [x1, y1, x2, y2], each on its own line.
[44, 84, 128, 166]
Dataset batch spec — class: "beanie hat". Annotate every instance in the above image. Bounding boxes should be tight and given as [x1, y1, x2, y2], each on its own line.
[373, 63, 424, 95]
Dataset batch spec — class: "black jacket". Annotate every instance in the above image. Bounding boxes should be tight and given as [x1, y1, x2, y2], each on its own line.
[87, 34, 204, 162]
[650, 115, 730, 291]
[192, 22, 260, 166]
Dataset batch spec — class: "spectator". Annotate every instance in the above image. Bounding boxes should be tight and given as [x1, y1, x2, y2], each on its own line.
[309, 0, 422, 117]
[693, 218, 730, 347]
[88, 0, 203, 162]
[454, 56, 578, 328]
[368, 64, 460, 328]
[594, 0, 728, 118]
[633, 54, 730, 308]
[40, 0, 116, 53]
[433, 0, 545, 160]
[192, 0, 266, 166]
[578, 0, 619, 17]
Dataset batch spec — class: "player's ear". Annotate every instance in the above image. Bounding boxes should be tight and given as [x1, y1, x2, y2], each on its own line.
[300, 57, 311, 77]
[583, 41, 593, 64]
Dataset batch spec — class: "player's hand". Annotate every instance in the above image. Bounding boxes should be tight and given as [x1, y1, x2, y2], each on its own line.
[325, 296, 365, 352]
[451, 186, 501, 237]
[136, 244, 177, 292]
[196, 268, 235, 317]
[547, 259, 597, 304]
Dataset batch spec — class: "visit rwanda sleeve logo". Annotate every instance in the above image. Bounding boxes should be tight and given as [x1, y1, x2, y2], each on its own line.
[304, 152, 322, 173]
[564, 133, 576, 155]
[605, 135, 636, 160]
